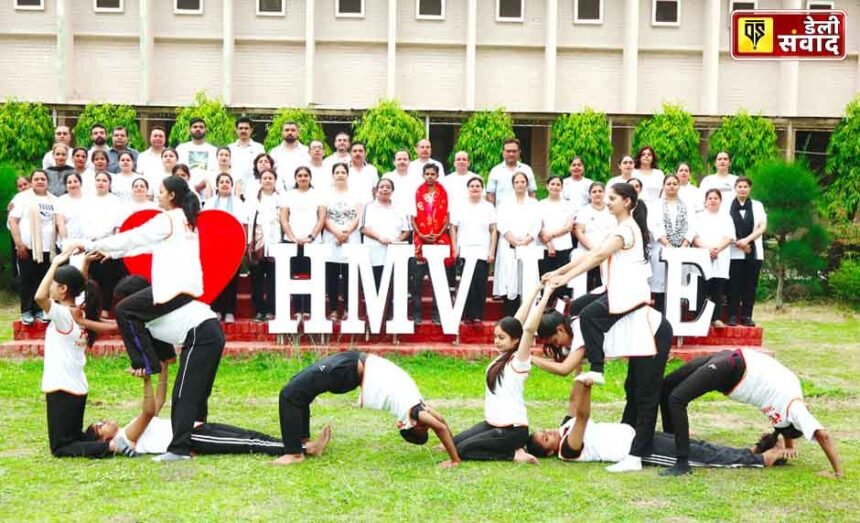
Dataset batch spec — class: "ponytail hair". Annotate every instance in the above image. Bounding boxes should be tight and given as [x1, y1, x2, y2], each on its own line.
[162, 175, 200, 231]
[610, 182, 650, 260]
[83, 280, 103, 347]
[486, 317, 523, 394]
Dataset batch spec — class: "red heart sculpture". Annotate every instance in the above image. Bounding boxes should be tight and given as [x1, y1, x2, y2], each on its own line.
[119, 209, 247, 304]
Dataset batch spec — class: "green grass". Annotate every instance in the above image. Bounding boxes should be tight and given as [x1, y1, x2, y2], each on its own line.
[0, 297, 857, 522]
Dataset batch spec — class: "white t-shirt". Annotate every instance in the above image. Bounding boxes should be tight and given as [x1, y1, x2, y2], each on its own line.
[557, 418, 635, 463]
[361, 200, 409, 266]
[137, 148, 166, 183]
[562, 177, 592, 217]
[632, 168, 665, 204]
[146, 300, 217, 345]
[41, 302, 88, 395]
[441, 171, 476, 221]
[606, 218, 652, 313]
[537, 198, 574, 251]
[382, 170, 423, 218]
[269, 142, 311, 191]
[574, 204, 615, 252]
[487, 162, 537, 207]
[248, 192, 282, 249]
[280, 188, 324, 241]
[122, 416, 173, 454]
[692, 210, 736, 279]
[728, 349, 823, 441]
[177, 141, 219, 194]
[205, 194, 248, 225]
[324, 190, 362, 263]
[605, 176, 632, 192]
[81, 193, 123, 240]
[484, 356, 530, 427]
[111, 172, 138, 204]
[699, 174, 738, 213]
[678, 183, 704, 215]
[728, 199, 767, 261]
[308, 163, 331, 197]
[348, 163, 380, 204]
[455, 199, 497, 261]
[407, 158, 446, 179]
[9, 192, 57, 251]
[321, 152, 351, 177]
[359, 354, 424, 431]
[57, 194, 87, 243]
[228, 140, 265, 191]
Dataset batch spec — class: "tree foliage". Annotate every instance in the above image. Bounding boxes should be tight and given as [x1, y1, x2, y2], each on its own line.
[449, 108, 515, 180]
[829, 257, 860, 306]
[708, 110, 779, 177]
[0, 99, 57, 168]
[169, 91, 236, 147]
[549, 108, 613, 182]
[264, 108, 329, 154]
[352, 99, 425, 173]
[632, 103, 703, 177]
[73, 102, 145, 151]
[824, 95, 860, 223]
[751, 160, 829, 309]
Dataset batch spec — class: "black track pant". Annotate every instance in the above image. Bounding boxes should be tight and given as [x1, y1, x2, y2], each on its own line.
[168, 318, 225, 456]
[326, 262, 350, 314]
[279, 352, 364, 454]
[190, 422, 285, 456]
[704, 277, 727, 322]
[18, 250, 51, 314]
[250, 258, 276, 315]
[46, 391, 111, 458]
[212, 271, 240, 316]
[574, 292, 635, 374]
[660, 350, 745, 461]
[643, 432, 763, 468]
[453, 421, 529, 461]
[619, 316, 673, 458]
[114, 287, 193, 374]
[463, 260, 489, 321]
[89, 258, 127, 313]
[728, 259, 762, 321]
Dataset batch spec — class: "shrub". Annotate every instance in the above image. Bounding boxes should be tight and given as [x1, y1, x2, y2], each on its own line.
[352, 99, 425, 173]
[0, 100, 55, 167]
[449, 108, 515, 180]
[169, 91, 236, 147]
[824, 95, 860, 223]
[549, 108, 613, 182]
[264, 108, 329, 154]
[829, 257, 860, 306]
[73, 102, 145, 150]
[708, 110, 779, 177]
[632, 103, 703, 177]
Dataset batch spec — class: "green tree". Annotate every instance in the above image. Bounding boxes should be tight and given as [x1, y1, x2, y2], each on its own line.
[0, 100, 58, 168]
[264, 108, 329, 154]
[751, 160, 829, 310]
[708, 110, 779, 177]
[72, 102, 145, 151]
[632, 103, 703, 177]
[169, 91, 236, 147]
[352, 99, 425, 173]
[549, 108, 613, 182]
[824, 95, 860, 223]
[449, 108, 515, 180]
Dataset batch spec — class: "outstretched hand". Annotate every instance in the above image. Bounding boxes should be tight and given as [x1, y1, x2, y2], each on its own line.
[126, 368, 149, 379]
[817, 470, 843, 480]
[438, 460, 459, 469]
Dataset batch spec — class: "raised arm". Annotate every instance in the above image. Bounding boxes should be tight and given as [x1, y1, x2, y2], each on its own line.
[34, 247, 75, 313]
[532, 347, 585, 377]
[85, 211, 171, 259]
[549, 234, 623, 287]
[516, 285, 554, 362]
[563, 379, 594, 455]
[513, 283, 543, 325]
[121, 374, 158, 444]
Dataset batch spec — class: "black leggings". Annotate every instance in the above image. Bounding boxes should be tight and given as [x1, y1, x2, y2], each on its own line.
[644, 432, 764, 468]
[453, 421, 529, 461]
[463, 260, 489, 321]
[278, 352, 364, 454]
[573, 292, 633, 374]
[660, 350, 746, 460]
[46, 391, 111, 458]
[728, 259, 762, 320]
[326, 262, 349, 314]
[89, 258, 127, 312]
[190, 422, 285, 456]
[212, 270, 240, 316]
[17, 250, 51, 314]
[168, 318, 226, 456]
[250, 258, 276, 315]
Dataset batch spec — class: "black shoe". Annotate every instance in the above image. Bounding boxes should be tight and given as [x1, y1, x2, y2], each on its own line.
[254, 312, 266, 323]
[726, 316, 738, 327]
[659, 462, 692, 477]
[741, 317, 756, 327]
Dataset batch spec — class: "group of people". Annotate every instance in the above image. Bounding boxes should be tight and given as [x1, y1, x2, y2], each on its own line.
[8, 117, 767, 332]
[33, 172, 842, 480]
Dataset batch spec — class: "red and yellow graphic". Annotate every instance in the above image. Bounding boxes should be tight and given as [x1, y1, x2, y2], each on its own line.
[731, 10, 846, 60]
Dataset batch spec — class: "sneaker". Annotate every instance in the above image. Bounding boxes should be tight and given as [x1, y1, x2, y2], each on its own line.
[712, 320, 726, 329]
[21, 311, 35, 326]
[35, 310, 49, 323]
[215, 312, 223, 321]
[152, 451, 191, 462]
[328, 311, 340, 321]
[606, 455, 642, 473]
[659, 462, 693, 477]
[727, 316, 738, 327]
[254, 313, 266, 323]
[113, 433, 139, 458]
[741, 317, 756, 327]
[224, 313, 235, 324]
[574, 371, 605, 386]
[266, 313, 275, 320]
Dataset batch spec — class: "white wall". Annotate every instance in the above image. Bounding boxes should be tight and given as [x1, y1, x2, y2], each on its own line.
[798, 58, 858, 116]
[151, 41, 223, 105]
[475, 47, 544, 112]
[233, 41, 306, 107]
[717, 55, 780, 115]
[555, 49, 623, 113]
[233, 0, 306, 39]
[314, 42, 387, 107]
[397, 0, 466, 44]
[638, 51, 703, 113]
[396, 45, 466, 109]
[0, 36, 57, 101]
[72, 37, 140, 103]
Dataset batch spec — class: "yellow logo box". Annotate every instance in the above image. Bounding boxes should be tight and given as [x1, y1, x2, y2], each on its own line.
[737, 17, 774, 53]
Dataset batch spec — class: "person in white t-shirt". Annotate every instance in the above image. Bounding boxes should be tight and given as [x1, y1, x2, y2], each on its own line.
[306, 140, 331, 197]
[699, 151, 738, 213]
[176, 118, 219, 197]
[606, 155, 636, 192]
[324, 163, 363, 320]
[538, 176, 574, 303]
[486, 138, 536, 207]
[87, 123, 110, 167]
[632, 146, 665, 205]
[321, 131, 352, 175]
[691, 189, 735, 328]
[407, 138, 446, 179]
[441, 150, 476, 221]
[206, 173, 247, 323]
[573, 182, 615, 291]
[727, 176, 767, 327]
[676, 162, 703, 215]
[453, 176, 497, 323]
[347, 141, 379, 204]
[269, 120, 310, 192]
[137, 126, 168, 183]
[453, 284, 551, 463]
[56, 172, 86, 251]
[229, 116, 265, 198]
[561, 156, 592, 218]
[382, 149, 422, 218]
[111, 151, 140, 204]
[274, 351, 461, 467]
[660, 349, 843, 478]
[360, 178, 410, 287]
[41, 125, 73, 169]
[247, 169, 281, 322]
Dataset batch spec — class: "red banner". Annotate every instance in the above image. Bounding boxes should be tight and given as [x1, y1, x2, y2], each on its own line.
[731, 10, 846, 60]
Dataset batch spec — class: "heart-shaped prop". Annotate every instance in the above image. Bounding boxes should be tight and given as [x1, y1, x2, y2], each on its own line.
[119, 209, 247, 304]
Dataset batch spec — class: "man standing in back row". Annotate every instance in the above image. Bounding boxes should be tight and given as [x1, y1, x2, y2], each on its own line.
[486, 138, 536, 207]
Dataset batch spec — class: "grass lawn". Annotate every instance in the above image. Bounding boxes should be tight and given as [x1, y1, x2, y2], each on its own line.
[0, 296, 857, 522]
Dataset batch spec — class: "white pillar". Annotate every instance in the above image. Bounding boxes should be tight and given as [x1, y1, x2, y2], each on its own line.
[701, 0, 720, 115]
[465, 0, 477, 110]
[56, 0, 73, 103]
[387, 0, 397, 98]
[305, 0, 315, 105]
[779, 0, 800, 116]
[139, 0, 153, 105]
[622, 0, 639, 113]
[222, 0, 234, 105]
[544, 0, 558, 112]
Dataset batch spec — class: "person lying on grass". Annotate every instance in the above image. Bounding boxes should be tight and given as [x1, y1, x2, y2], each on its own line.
[526, 377, 789, 470]
[274, 351, 461, 467]
[35, 246, 136, 458]
[86, 361, 290, 458]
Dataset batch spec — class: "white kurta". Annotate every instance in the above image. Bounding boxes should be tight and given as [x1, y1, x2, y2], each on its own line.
[493, 197, 541, 299]
[648, 199, 693, 293]
[692, 210, 736, 279]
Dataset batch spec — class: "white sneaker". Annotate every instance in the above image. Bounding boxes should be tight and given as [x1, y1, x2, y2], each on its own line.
[152, 451, 191, 462]
[224, 313, 235, 324]
[606, 455, 642, 473]
[575, 371, 605, 386]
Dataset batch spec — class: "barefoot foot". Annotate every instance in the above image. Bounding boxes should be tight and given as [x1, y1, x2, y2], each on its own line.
[304, 425, 332, 458]
[273, 453, 305, 465]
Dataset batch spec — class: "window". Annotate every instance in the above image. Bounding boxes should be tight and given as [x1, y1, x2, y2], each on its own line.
[416, 0, 445, 20]
[496, 0, 524, 22]
[257, 0, 285, 16]
[174, 0, 203, 15]
[730, 1, 756, 12]
[574, 0, 603, 24]
[807, 1, 834, 9]
[14, 0, 44, 10]
[336, 0, 364, 18]
[94, 0, 123, 13]
[652, 0, 680, 26]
